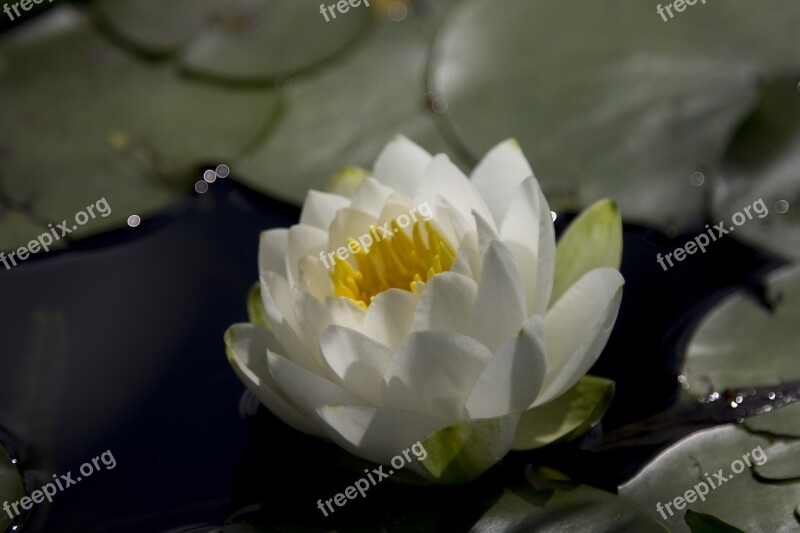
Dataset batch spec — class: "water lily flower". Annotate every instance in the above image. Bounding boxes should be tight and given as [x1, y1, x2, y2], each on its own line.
[225, 136, 624, 484]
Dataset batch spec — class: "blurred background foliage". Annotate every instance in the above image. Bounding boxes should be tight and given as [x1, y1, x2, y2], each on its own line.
[1, 0, 800, 530]
[1, 0, 797, 254]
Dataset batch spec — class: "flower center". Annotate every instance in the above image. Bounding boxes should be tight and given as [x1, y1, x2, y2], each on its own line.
[330, 219, 456, 309]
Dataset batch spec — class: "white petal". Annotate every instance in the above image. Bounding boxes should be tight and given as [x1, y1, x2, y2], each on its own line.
[261, 273, 319, 373]
[298, 255, 333, 301]
[361, 288, 419, 350]
[286, 224, 327, 287]
[471, 139, 534, 226]
[534, 268, 624, 406]
[415, 154, 495, 228]
[500, 177, 556, 316]
[464, 315, 547, 418]
[350, 177, 397, 218]
[328, 207, 377, 253]
[293, 289, 331, 369]
[382, 331, 492, 422]
[259, 229, 288, 277]
[411, 272, 478, 335]
[267, 352, 370, 420]
[316, 405, 445, 466]
[225, 324, 323, 436]
[299, 190, 349, 231]
[373, 135, 432, 198]
[320, 326, 393, 405]
[470, 240, 527, 353]
[326, 297, 367, 330]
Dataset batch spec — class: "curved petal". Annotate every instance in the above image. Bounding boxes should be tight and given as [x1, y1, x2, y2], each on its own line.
[328, 207, 378, 253]
[326, 296, 367, 330]
[259, 229, 288, 277]
[470, 240, 527, 353]
[361, 288, 419, 350]
[411, 272, 478, 335]
[261, 273, 319, 373]
[373, 134, 432, 198]
[298, 255, 333, 301]
[471, 139, 535, 226]
[350, 176, 397, 218]
[415, 154, 495, 228]
[299, 190, 349, 231]
[534, 268, 624, 406]
[267, 352, 369, 420]
[465, 314, 547, 419]
[224, 324, 323, 436]
[293, 289, 331, 369]
[316, 405, 446, 466]
[500, 177, 556, 316]
[382, 331, 492, 422]
[286, 224, 328, 287]
[320, 325, 393, 405]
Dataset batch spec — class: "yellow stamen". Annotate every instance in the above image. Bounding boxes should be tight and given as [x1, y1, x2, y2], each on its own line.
[330, 220, 456, 307]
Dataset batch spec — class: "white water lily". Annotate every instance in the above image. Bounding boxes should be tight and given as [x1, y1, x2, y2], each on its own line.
[226, 136, 624, 484]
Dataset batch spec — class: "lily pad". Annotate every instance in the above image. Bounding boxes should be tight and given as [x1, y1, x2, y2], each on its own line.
[754, 441, 800, 481]
[685, 510, 746, 533]
[512, 375, 615, 451]
[430, 0, 800, 229]
[744, 401, 800, 438]
[472, 481, 666, 532]
[711, 77, 800, 260]
[680, 264, 800, 399]
[0, 444, 23, 532]
[620, 425, 800, 532]
[93, 0, 371, 82]
[0, 6, 281, 251]
[236, 17, 459, 204]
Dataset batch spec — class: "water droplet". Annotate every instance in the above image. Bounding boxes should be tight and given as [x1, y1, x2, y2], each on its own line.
[735, 395, 743, 404]
[775, 200, 789, 213]
[736, 417, 744, 424]
[550, 211, 557, 222]
[690, 171, 705, 186]
[215, 164, 230, 178]
[388, 0, 409, 21]
[427, 92, 448, 114]
[203, 170, 217, 183]
[275, 73, 293, 92]
[195, 181, 209, 193]
[768, 392, 776, 400]
[127, 215, 141, 228]
[730, 401, 738, 408]
[677, 375, 687, 383]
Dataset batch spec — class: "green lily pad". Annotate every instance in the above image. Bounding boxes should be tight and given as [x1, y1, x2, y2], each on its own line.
[93, 0, 371, 82]
[430, 0, 800, 229]
[512, 375, 615, 451]
[620, 425, 800, 532]
[0, 6, 281, 251]
[680, 264, 800, 399]
[0, 444, 23, 532]
[472, 481, 666, 532]
[754, 441, 800, 481]
[744, 401, 800, 438]
[236, 17, 459, 204]
[685, 510, 746, 533]
[711, 77, 800, 260]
